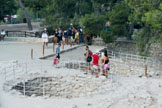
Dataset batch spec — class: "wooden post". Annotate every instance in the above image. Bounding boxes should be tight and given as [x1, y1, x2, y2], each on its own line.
[25, 31, 26, 37]
[31, 48, 33, 59]
[43, 45, 44, 56]
[6, 31, 8, 36]
[70, 38, 72, 47]
[62, 40, 64, 50]
[53, 43, 55, 52]
[145, 64, 147, 77]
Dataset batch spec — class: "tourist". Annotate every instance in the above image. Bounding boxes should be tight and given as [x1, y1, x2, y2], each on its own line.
[58, 29, 63, 43]
[79, 28, 83, 43]
[0, 29, 6, 41]
[86, 34, 91, 45]
[42, 28, 49, 48]
[54, 29, 59, 43]
[72, 27, 77, 40]
[75, 30, 80, 44]
[55, 42, 61, 62]
[102, 50, 109, 78]
[92, 51, 100, 78]
[101, 52, 105, 74]
[84, 46, 93, 74]
[67, 27, 73, 46]
[63, 30, 68, 44]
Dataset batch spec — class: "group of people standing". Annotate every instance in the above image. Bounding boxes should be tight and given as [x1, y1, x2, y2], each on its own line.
[41, 27, 83, 48]
[41, 28, 109, 78]
[85, 46, 110, 78]
[53, 27, 83, 46]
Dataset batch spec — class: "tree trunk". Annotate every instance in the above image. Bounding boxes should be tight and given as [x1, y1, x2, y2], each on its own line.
[18, 0, 33, 30]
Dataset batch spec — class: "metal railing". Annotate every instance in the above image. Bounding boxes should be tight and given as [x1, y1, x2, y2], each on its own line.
[6, 31, 38, 37]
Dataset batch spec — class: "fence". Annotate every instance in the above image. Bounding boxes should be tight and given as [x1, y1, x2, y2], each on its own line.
[1, 50, 162, 97]
[6, 31, 39, 37]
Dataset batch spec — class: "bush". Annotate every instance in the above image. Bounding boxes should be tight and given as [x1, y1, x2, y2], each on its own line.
[80, 13, 106, 35]
[100, 30, 116, 43]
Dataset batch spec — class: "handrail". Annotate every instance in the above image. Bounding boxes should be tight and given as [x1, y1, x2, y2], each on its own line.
[6, 31, 37, 37]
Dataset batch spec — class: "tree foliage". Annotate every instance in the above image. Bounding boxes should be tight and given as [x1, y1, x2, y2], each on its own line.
[0, 0, 18, 21]
[125, 0, 162, 54]
[0, 0, 161, 55]
[80, 13, 106, 35]
[106, 2, 131, 38]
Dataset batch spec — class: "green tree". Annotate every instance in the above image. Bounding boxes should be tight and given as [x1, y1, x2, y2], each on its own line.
[80, 13, 106, 35]
[101, 1, 131, 43]
[18, 0, 33, 30]
[44, 0, 94, 30]
[0, 0, 18, 21]
[22, 0, 51, 20]
[125, 0, 162, 55]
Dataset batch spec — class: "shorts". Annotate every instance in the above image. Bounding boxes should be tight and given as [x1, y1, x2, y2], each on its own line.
[64, 35, 68, 38]
[43, 39, 48, 42]
[104, 64, 109, 70]
[93, 65, 99, 70]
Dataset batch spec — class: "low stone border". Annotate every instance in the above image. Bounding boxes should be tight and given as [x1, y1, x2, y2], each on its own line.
[39, 44, 85, 59]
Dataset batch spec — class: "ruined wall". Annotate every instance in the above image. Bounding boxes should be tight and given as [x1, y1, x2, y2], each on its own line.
[93, 38, 162, 62]
[149, 43, 162, 60]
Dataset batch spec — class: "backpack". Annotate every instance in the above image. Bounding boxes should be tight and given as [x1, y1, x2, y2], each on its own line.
[87, 50, 92, 62]
[53, 58, 59, 65]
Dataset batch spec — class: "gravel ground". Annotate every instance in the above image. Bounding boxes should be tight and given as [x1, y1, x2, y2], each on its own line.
[1, 42, 162, 108]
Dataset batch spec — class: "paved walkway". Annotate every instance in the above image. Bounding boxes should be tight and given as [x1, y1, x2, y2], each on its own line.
[0, 41, 83, 61]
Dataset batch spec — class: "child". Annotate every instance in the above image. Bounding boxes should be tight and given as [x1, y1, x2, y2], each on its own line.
[53, 43, 61, 66]
[92, 51, 100, 78]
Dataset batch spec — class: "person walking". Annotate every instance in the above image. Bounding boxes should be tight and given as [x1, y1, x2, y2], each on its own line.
[55, 42, 61, 62]
[42, 28, 49, 48]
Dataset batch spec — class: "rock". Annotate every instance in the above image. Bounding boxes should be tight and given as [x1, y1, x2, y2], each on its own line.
[72, 105, 78, 108]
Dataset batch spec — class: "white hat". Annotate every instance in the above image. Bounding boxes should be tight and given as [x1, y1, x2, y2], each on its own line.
[101, 52, 104, 57]
[44, 28, 47, 31]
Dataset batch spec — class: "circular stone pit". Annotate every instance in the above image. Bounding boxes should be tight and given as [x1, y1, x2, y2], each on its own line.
[11, 75, 109, 99]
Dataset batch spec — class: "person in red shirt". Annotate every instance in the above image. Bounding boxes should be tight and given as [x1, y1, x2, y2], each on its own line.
[92, 51, 100, 78]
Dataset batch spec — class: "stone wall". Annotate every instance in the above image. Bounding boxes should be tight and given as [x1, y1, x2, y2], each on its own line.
[106, 41, 138, 55]
[0, 22, 41, 31]
[11, 75, 109, 98]
[93, 38, 162, 61]
[149, 43, 162, 60]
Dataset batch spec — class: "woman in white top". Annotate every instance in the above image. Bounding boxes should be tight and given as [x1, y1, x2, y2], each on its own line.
[42, 28, 49, 48]
[0, 29, 6, 41]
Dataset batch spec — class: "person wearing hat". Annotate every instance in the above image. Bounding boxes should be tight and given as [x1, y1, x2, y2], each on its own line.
[92, 51, 100, 78]
[55, 42, 61, 60]
[42, 28, 49, 48]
